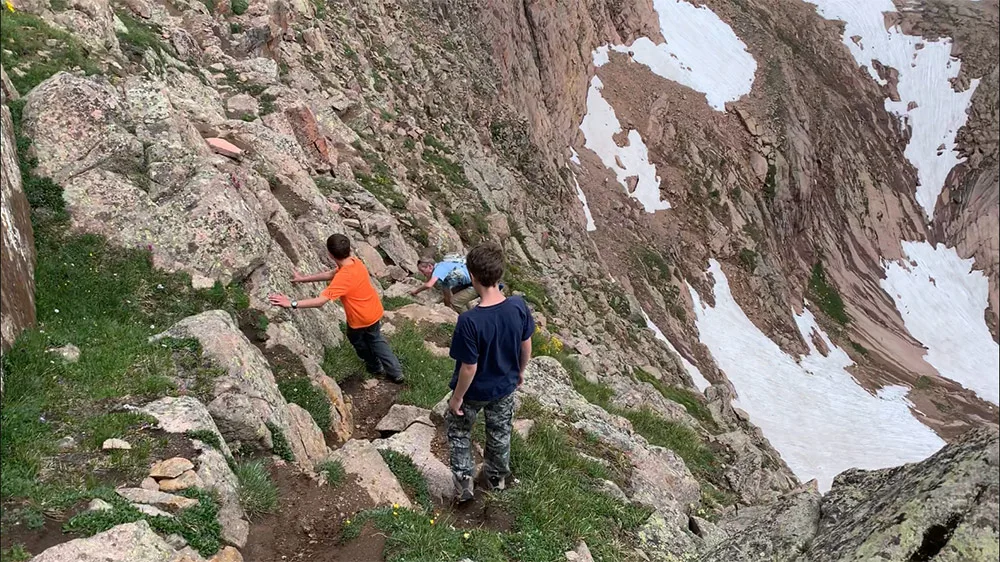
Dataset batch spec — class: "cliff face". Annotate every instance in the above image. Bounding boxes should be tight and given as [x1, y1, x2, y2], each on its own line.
[1, 73, 36, 357]
[475, 0, 998, 436]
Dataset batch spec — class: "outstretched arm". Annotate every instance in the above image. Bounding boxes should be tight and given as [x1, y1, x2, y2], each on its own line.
[268, 294, 330, 309]
[410, 276, 439, 296]
[291, 269, 336, 284]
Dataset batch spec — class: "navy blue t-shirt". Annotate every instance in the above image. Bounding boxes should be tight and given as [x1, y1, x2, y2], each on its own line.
[449, 296, 536, 402]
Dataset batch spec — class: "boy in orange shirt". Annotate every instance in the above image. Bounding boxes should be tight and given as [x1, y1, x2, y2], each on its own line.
[268, 234, 404, 383]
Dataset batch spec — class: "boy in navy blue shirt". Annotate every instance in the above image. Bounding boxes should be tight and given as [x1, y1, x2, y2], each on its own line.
[446, 242, 535, 502]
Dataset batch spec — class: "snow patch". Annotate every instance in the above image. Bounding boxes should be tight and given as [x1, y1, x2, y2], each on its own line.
[691, 260, 944, 491]
[803, 0, 979, 219]
[604, 0, 757, 111]
[579, 76, 671, 213]
[641, 309, 711, 393]
[881, 241, 999, 405]
[570, 171, 597, 232]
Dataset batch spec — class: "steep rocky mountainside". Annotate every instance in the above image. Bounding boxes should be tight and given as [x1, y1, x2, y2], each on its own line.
[1, 0, 998, 559]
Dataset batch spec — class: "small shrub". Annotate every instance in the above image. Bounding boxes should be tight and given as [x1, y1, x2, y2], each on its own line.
[379, 450, 432, 511]
[64, 489, 222, 557]
[185, 429, 223, 450]
[258, 93, 277, 116]
[914, 375, 933, 390]
[738, 248, 758, 271]
[809, 262, 849, 325]
[233, 460, 279, 518]
[264, 422, 294, 462]
[229, 22, 243, 34]
[277, 376, 331, 430]
[1, 545, 31, 562]
[317, 460, 346, 487]
[849, 340, 869, 356]
[230, 0, 248, 15]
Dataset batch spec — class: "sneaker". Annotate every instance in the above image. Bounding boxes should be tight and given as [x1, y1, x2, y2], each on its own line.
[387, 372, 405, 384]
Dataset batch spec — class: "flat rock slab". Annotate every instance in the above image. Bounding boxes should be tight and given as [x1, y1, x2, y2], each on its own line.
[117, 488, 198, 511]
[384, 303, 458, 328]
[373, 422, 453, 503]
[329, 439, 412, 508]
[140, 396, 233, 457]
[150, 457, 195, 479]
[159, 470, 203, 492]
[206, 137, 243, 159]
[31, 520, 198, 562]
[375, 404, 433, 433]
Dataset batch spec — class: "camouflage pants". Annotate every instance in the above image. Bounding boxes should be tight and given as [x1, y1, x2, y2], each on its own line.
[445, 392, 515, 486]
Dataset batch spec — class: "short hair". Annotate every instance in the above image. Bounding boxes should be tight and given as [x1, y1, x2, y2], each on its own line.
[417, 255, 435, 267]
[466, 242, 504, 287]
[327, 234, 352, 260]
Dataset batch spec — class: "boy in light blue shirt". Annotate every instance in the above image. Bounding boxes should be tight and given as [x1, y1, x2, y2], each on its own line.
[411, 254, 478, 312]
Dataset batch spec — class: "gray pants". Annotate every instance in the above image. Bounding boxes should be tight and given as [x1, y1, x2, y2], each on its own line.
[446, 392, 515, 487]
[345, 320, 402, 379]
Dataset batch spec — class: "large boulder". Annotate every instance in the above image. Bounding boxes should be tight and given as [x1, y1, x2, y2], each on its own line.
[21, 73, 271, 287]
[520, 357, 701, 515]
[1, 104, 36, 355]
[31, 521, 200, 562]
[151, 311, 329, 468]
[195, 445, 249, 548]
[328, 439, 413, 508]
[140, 396, 233, 458]
[373, 419, 452, 503]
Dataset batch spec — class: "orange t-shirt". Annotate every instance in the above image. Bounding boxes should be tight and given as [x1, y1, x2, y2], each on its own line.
[321, 258, 384, 329]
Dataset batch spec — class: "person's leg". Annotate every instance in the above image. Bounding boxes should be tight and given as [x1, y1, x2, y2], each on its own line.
[346, 326, 383, 375]
[450, 286, 478, 312]
[446, 399, 484, 502]
[482, 392, 516, 489]
[363, 321, 404, 382]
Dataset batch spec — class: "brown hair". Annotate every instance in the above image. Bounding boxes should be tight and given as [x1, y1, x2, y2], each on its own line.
[326, 234, 352, 260]
[466, 242, 504, 287]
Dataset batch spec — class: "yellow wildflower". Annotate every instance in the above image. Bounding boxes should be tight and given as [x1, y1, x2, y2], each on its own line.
[5, 0, 15, 12]
[345, 519, 351, 525]
[463, 532, 470, 540]
[429, 518, 436, 525]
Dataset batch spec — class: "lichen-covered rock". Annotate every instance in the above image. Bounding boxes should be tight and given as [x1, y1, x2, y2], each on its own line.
[151, 310, 329, 468]
[521, 357, 700, 516]
[373, 420, 452, 503]
[803, 427, 999, 562]
[141, 396, 233, 458]
[31, 521, 199, 562]
[196, 445, 249, 548]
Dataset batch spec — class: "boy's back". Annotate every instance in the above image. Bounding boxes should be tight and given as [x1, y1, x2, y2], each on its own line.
[449, 296, 535, 402]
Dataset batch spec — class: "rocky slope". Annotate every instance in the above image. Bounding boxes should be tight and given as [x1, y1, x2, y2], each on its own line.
[1, 0, 998, 559]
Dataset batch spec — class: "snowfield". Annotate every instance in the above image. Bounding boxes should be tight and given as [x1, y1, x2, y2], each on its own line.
[882, 241, 1000, 406]
[691, 260, 945, 491]
[803, 0, 979, 220]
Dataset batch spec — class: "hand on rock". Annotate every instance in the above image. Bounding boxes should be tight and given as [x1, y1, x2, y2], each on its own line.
[291, 270, 306, 283]
[268, 294, 292, 308]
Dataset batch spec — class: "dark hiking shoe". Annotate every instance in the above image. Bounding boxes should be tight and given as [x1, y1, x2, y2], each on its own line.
[454, 475, 474, 503]
[387, 372, 405, 384]
[486, 475, 506, 492]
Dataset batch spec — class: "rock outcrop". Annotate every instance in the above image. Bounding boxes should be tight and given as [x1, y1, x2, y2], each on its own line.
[1, 100, 36, 355]
[697, 427, 999, 562]
[30, 520, 200, 562]
[150, 310, 331, 468]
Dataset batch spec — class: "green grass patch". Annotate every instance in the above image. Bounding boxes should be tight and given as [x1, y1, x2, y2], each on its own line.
[504, 265, 550, 313]
[0, 546, 31, 562]
[633, 368, 717, 431]
[317, 459, 346, 486]
[383, 295, 416, 310]
[115, 10, 171, 60]
[738, 248, 757, 271]
[0, 10, 101, 93]
[277, 376, 331, 430]
[185, 429, 224, 450]
[914, 375, 933, 390]
[347, 421, 651, 561]
[635, 249, 670, 281]
[322, 338, 367, 384]
[422, 150, 470, 189]
[354, 148, 406, 210]
[264, 421, 294, 462]
[379, 450, 433, 511]
[808, 261, 849, 325]
[623, 408, 719, 480]
[233, 459, 279, 518]
[63, 488, 222, 557]
[230, 0, 248, 14]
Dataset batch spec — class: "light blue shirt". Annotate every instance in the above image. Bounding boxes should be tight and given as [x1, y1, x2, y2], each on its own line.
[433, 261, 471, 289]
